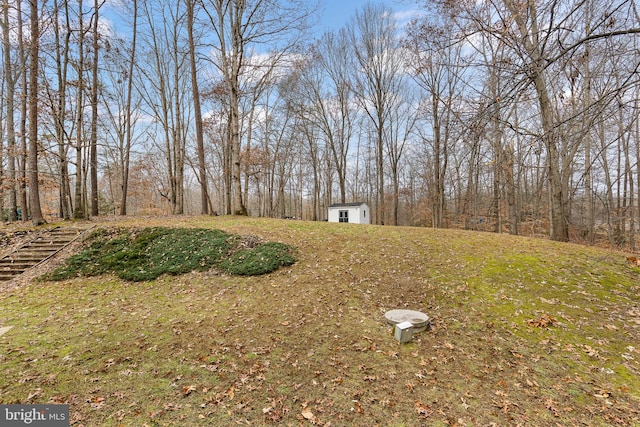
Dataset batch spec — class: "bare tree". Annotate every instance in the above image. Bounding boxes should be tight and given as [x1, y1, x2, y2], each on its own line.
[2, 0, 18, 220]
[433, 0, 640, 241]
[634, 89, 640, 248]
[16, 0, 28, 220]
[284, 33, 354, 206]
[313, 29, 354, 204]
[28, 0, 44, 224]
[186, 0, 209, 215]
[49, 0, 73, 219]
[405, 14, 468, 228]
[121, 0, 138, 216]
[349, 3, 405, 225]
[201, 0, 314, 216]
[499, 0, 639, 240]
[89, 0, 103, 216]
[385, 86, 418, 226]
[137, 0, 188, 214]
[72, 0, 87, 219]
[0, 65, 4, 216]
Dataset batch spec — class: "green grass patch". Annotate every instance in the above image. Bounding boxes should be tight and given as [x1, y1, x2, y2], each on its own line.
[42, 227, 296, 281]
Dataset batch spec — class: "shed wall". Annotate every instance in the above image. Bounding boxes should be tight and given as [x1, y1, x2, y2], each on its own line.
[327, 204, 369, 224]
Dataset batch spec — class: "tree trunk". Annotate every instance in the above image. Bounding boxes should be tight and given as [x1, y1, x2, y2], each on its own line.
[503, 0, 569, 241]
[90, 0, 100, 216]
[230, 73, 245, 215]
[492, 121, 502, 233]
[187, 0, 209, 215]
[2, 0, 18, 221]
[74, 0, 86, 219]
[598, 119, 616, 245]
[28, 0, 45, 225]
[243, 103, 256, 214]
[53, 0, 71, 219]
[504, 141, 518, 235]
[229, 3, 245, 216]
[463, 129, 481, 229]
[224, 114, 232, 214]
[120, 0, 137, 216]
[623, 130, 633, 250]
[636, 97, 640, 245]
[17, 0, 28, 221]
[376, 114, 385, 225]
[583, 2, 594, 243]
[432, 102, 444, 228]
[172, 23, 184, 215]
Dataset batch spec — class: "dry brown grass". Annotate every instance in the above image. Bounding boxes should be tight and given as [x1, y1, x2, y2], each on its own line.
[1, 215, 639, 426]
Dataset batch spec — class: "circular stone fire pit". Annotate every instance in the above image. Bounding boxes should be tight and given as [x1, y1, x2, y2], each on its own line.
[384, 309, 430, 333]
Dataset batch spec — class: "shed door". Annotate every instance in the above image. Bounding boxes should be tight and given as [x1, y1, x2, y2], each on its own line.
[339, 210, 349, 223]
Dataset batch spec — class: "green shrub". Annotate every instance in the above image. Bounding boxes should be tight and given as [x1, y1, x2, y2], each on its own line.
[44, 227, 296, 282]
[219, 242, 297, 276]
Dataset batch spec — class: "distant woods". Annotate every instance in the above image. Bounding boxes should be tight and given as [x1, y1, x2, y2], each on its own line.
[0, 0, 639, 247]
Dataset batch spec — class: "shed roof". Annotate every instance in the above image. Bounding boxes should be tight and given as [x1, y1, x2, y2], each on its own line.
[328, 202, 368, 208]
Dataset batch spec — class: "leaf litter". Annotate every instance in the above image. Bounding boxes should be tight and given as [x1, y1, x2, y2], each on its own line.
[0, 216, 638, 425]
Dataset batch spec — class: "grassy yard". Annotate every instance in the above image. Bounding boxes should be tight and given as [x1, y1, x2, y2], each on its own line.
[1, 216, 639, 426]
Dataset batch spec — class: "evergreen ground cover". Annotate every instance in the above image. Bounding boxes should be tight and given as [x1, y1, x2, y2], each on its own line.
[42, 226, 297, 281]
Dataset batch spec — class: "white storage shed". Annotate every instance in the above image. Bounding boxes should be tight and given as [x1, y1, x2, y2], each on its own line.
[327, 202, 370, 225]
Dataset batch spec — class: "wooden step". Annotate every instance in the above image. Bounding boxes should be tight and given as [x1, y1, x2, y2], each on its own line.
[0, 271, 25, 281]
[0, 226, 93, 282]
[0, 262, 39, 270]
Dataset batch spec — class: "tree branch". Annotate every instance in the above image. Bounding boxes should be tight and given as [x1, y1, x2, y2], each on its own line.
[549, 28, 640, 65]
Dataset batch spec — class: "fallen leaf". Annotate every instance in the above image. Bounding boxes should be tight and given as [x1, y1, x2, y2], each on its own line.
[301, 408, 314, 420]
[90, 396, 106, 410]
[545, 397, 560, 417]
[493, 398, 514, 414]
[527, 314, 556, 328]
[415, 400, 432, 418]
[581, 345, 599, 358]
[225, 386, 235, 400]
[626, 256, 640, 266]
[26, 388, 42, 401]
[183, 385, 196, 396]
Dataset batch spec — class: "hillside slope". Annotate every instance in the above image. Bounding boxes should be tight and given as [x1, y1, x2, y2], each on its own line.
[1, 216, 639, 426]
